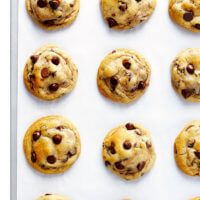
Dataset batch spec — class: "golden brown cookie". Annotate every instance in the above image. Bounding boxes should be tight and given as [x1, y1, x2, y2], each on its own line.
[169, 0, 200, 33]
[36, 194, 70, 200]
[23, 115, 81, 174]
[26, 0, 80, 30]
[100, 0, 157, 30]
[191, 197, 200, 200]
[174, 120, 200, 176]
[171, 48, 200, 102]
[97, 49, 151, 103]
[24, 44, 78, 101]
[102, 122, 156, 180]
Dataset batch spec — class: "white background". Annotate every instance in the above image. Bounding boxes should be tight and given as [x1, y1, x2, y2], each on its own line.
[1, 0, 10, 199]
[10, 0, 200, 200]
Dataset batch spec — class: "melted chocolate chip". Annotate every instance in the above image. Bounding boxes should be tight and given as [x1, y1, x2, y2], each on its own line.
[32, 131, 41, 141]
[51, 56, 60, 65]
[194, 24, 200, 30]
[37, 0, 47, 8]
[122, 60, 131, 69]
[194, 151, 200, 159]
[186, 64, 195, 74]
[138, 81, 146, 90]
[146, 141, 152, 149]
[56, 125, 64, 130]
[123, 140, 132, 150]
[49, 0, 60, 10]
[183, 12, 194, 22]
[137, 161, 146, 171]
[115, 161, 125, 170]
[52, 134, 62, 145]
[110, 76, 118, 91]
[30, 55, 39, 64]
[187, 139, 195, 148]
[29, 74, 35, 80]
[105, 161, 111, 166]
[41, 67, 50, 78]
[43, 20, 55, 25]
[125, 123, 135, 130]
[67, 151, 75, 158]
[48, 83, 59, 92]
[119, 3, 128, 11]
[136, 0, 142, 2]
[181, 89, 194, 99]
[107, 18, 118, 28]
[47, 155, 56, 164]
[31, 152, 37, 163]
[109, 142, 116, 154]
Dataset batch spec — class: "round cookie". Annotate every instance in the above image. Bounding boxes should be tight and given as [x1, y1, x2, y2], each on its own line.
[174, 120, 200, 176]
[102, 122, 156, 180]
[26, 0, 80, 30]
[97, 49, 151, 103]
[171, 48, 200, 102]
[23, 115, 81, 174]
[100, 0, 157, 30]
[36, 194, 69, 200]
[169, 0, 200, 33]
[24, 44, 78, 101]
[191, 198, 200, 200]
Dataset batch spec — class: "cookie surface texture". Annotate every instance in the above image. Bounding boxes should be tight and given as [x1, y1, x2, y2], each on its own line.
[26, 0, 80, 30]
[102, 122, 156, 180]
[171, 48, 200, 102]
[24, 44, 78, 101]
[169, 0, 200, 32]
[174, 120, 200, 176]
[97, 48, 151, 103]
[100, 0, 157, 30]
[24, 115, 81, 174]
[36, 194, 70, 200]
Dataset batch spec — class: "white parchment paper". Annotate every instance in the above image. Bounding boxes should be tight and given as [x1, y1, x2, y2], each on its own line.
[17, 0, 200, 199]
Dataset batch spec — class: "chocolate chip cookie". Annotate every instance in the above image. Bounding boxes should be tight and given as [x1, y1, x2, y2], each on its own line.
[23, 115, 81, 174]
[169, 0, 200, 32]
[26, 0, 80, 30]
[100, 0, 157, 30]
[191, 198, 200, 200]
[24, 44, 78, 101]
[97, 49, 151, 103]
[174, 120, 200, 176]
[171, 48, 200, 102]
[36, 194, 69, 200]
[102, 122, 156, 180]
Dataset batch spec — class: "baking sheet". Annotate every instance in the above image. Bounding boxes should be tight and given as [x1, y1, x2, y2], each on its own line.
[16, 0, 200, 199]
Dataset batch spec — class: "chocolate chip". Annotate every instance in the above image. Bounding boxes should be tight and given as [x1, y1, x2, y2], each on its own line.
[45, 194, 52, 196]
[187, 139, 195, 148]
[52, 134, 62, 144]
[115, 161, 125, 170]
[123, 140, 132, 150]
[105, 161, 111, 166]
[125, 123, 135, 130]
[109, 142, 116, 154]
[183, 12, 194, 21]
[32, 131, 41, 141]
[47, 155, 56, 164]
[51, 56, 60, 65]
[181, 89, 194, 99]
[67, 151, 75, 158]
[107, 18, 118, 28]
[31, 152, 37, 163]
[48, 83, 59, 92]
[70, 3, 74, 7]
[146, 141, 152, 149]
[29, 74, 35, 80]
[137, 161, 146, 171]
[119, 3, 128, 11]
[30, 55, 39, 64]
[186, 64, 195, 74]
[138, 81, 146, 90]
[194, 151, 200, 159]
[110, 76, 118, 91]
[49, 0, 60, 9]
[41, 68, 50, 78]
[194, 24, 200, 29]
[136, 0, 142, 2]
[174, 144, 177, 154]
[43, 20, 55, 25]
[56, 125, 64, 130]
[37, 0, 47, 8]
[122, 60, 131, 69]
